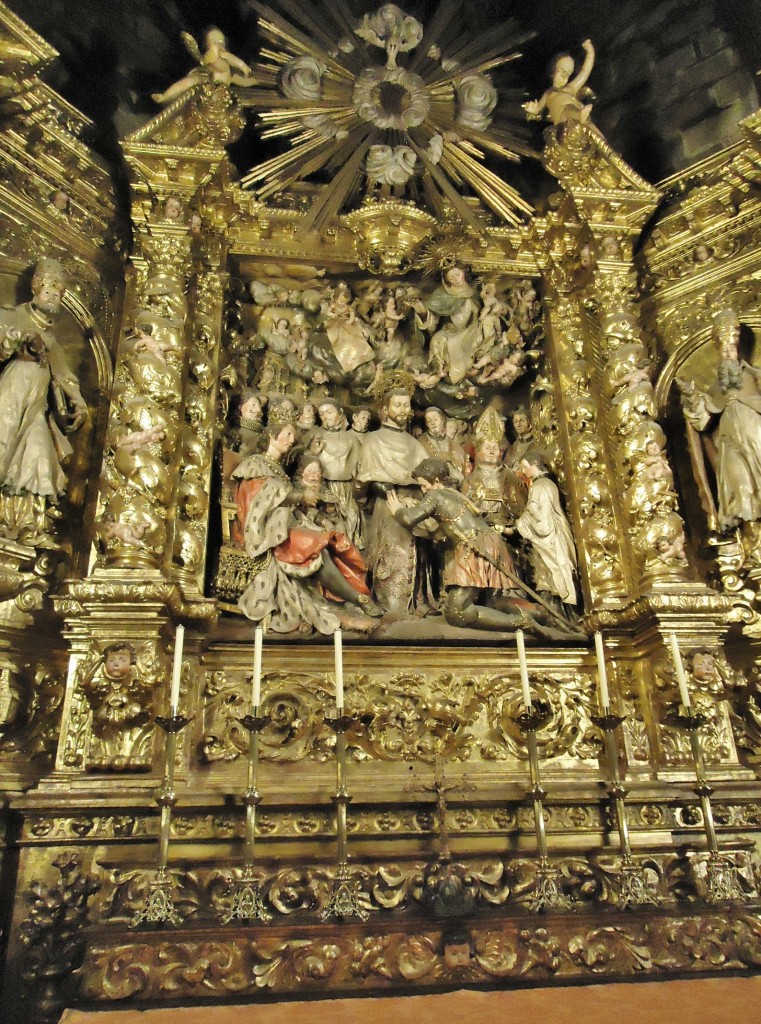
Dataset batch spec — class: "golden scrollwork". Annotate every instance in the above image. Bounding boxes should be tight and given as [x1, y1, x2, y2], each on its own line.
[2, 5, 761, 1021]
[79, 907, 761, 1003]
[200, 666, 602, 767]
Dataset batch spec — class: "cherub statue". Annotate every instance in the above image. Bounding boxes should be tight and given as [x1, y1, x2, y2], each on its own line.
[641, 439, 674, 485]
[524, 39, 595, 126]
[476, 346, 527, 386]
[152, 27, 256, 105]
[354, 4, 424, 69]
[655, 532, 688, 566]
[80, 642, 157, 771]
[130, 325, 171, 363]
[508, 279, 540, 335]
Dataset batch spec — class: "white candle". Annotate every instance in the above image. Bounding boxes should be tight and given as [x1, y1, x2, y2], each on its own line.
[170, 624, 184, 712]
[252, 626, 263, 708]
[594, 632, 610, 709]
[334, 628, 344, 709]
[669, 631, 692, 708]
[516, 629, 532, 709]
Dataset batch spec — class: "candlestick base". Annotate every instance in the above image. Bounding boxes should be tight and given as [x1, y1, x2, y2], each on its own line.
[221, 870, 272, 923]
[513, 699, 552, 732]
[238, 713, 272, 733]
[703, 853, 749, 904]
[320, 862, 369, 922]
[664, 706, 707, 730]
[155, 713, 193, 734]
[530, 861, 574, 913]
[617, 858, 660, 909]
[132, 870, 183, 927]
[590, 712, 626, 731]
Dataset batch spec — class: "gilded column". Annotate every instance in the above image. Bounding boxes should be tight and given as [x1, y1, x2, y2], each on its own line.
[50, 86, 241, 779]
[591, 260, 691, 592]
[172, 234, 229, 594]
[541, 268, 630, 610]
[96, 217, 192, 570]
[543, 123, 692, 595]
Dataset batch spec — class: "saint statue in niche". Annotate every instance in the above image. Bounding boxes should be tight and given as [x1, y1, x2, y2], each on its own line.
[678, 310, 761, 562]
[0, 258, 89, 542]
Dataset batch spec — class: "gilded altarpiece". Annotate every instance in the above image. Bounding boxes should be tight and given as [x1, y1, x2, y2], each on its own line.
[0, 3, 760, 1022]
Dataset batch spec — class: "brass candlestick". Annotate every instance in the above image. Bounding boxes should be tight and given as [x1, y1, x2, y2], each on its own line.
[133, 711, 192, 927]
[591, 709, 659, 908]
[669, 704, 747, 903]
[221, 706, 272, 923]
[321, 710, 369, 921]
[513, 700, 573, 912]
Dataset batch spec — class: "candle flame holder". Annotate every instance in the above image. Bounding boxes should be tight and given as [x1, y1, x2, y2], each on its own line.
[511, 698, 573, 912]
[132, 712, 192, 928]
[667, 703, 748, 904]
[321, 709, 370, 921]
[221, 709, 273, 924]
[591, 709, 659, 909]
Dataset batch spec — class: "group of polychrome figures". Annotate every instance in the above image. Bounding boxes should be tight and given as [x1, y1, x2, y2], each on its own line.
[244, 270, 542, 424]
[228, 385, 579, 638]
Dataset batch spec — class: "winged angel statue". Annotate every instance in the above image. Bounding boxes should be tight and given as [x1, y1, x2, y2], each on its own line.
[152, 27, 257, 105]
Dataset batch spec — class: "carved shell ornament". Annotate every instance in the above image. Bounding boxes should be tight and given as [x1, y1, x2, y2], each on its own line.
[244, 1, 536, 232]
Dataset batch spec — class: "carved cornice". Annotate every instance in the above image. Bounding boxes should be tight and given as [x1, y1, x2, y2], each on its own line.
[52, 571, 218, 628]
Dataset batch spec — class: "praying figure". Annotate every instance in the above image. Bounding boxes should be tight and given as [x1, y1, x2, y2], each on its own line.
[509, 453, 578, 609]
[388, 458, 527, 633]
[232, 421, 382, 634]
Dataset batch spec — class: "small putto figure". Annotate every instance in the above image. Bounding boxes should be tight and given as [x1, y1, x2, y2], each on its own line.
[641, 439, 674, 484]
[655, 532, 688, 566]
[152, 28, 257, 105]
[524, 39, 595, 126]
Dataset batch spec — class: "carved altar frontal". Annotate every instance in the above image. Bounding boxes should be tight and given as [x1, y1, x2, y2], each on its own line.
[0, 1, 760, 1021]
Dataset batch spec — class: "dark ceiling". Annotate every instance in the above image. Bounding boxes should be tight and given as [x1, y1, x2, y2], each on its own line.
[7, 0, 761, 196]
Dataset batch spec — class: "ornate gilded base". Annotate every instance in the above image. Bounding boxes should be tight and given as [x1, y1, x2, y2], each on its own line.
[320, 863, 370, 922]
[530, 860, 574, 912]
[617, 859, 660, 909]
[222, 871, 272, 924]
[77, 906, 761, 1008]
[132, 870, 184, 927]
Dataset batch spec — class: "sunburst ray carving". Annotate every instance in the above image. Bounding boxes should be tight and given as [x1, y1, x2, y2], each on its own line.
[240, 1, 537, 234]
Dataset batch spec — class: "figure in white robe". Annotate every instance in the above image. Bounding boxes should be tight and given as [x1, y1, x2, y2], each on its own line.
[515, 456, 577, 606]
[0, 259, 87, 499]
[679, 312, 761, 532]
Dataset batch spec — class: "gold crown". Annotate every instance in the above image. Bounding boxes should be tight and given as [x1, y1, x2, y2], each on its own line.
[268, 398, 297, 426]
